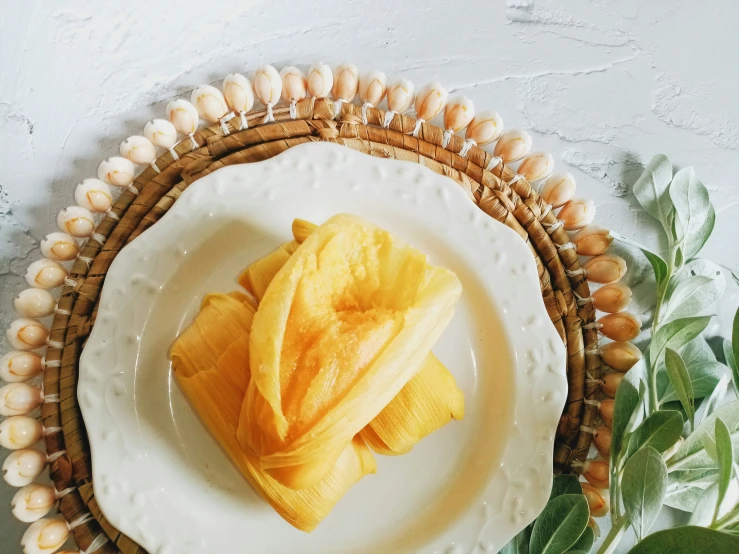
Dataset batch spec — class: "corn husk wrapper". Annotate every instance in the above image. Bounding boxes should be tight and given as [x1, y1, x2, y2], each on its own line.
[237, 214, 462, 489]
[170, 292, 376, 532]
[238, 218, 465, 457]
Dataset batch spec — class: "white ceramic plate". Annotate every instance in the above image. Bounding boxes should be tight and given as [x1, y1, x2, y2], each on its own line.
[79, 142, 567, 554]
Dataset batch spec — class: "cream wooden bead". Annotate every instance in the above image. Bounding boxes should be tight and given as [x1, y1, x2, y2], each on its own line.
[444, 96, 475, 133]
[591, 283, 632, 313]
[12, 484, 56, 522]
[25, 259, 67, 290]
[40, 233, 79, 262]
[166, 99, 199, 136]
[414, 82, 448, 121]
[386, 79, 415, 113]
[517, 152, 554, 183]
[359, 70, 387, 106]
[120, 136, 156, 166]
[332, 64, 359, 102]
[222, 73, 255, 114]
[21, 518, 69, 554]
[97, 157, 134, 187]
[493, 128, 533, 163]
[0, 351, 44, 383]
[558, 198, 596, 230]
[191, 85, 229, 123]
[2, 448, 47, 486]
[7, 319, 49, 351]
[279, 66, 307, 102]
[583, 254, 628, 284]
[572, 225, 612, 256]
[0, 383, 44, 416]
[57, 206, 94, 238]
[14, 289, 56, 319]
[253, 65, 282, 107]
[539, 172, 576, 208]
[466, 110, 504, 145]
[144, 119, 178, 149]
[307, 63, 333, 99]
[74, 179, 112, 213]
[0, 416, 43, 450]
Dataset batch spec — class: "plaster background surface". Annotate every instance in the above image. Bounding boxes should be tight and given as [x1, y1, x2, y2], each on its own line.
[1, 0, 738, 551]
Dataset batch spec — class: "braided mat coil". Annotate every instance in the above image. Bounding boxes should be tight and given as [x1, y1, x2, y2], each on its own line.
[42, 98, 600, 553]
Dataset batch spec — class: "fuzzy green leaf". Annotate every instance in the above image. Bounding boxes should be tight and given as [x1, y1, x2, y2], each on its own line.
[714, 418, 734, 523]
[732, 307, 739, 396]
[640, 248, 669, 289]
[628, 526, 739, 553]
[549, 475, 582, 501]
[529, 494, 589, 554]
[633, 154, 674, 235]
[569, 527, 594, 553]
[665, 348, 695, 428]
[611, 377, 641, 463]
[627, 410, 683, 458]
[650, 316, 712, 368]
[660, 361, 724, 404]
[662, 274, 724, 323]
[622, 446, 668, 541]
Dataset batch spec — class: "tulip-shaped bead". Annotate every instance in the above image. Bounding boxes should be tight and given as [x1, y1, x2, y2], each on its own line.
[539, 172, 576, 208]
[222, 73, 255, 130]
[24, 260, 67, 290]
[517, 152, 554, 183]
[14, 289, 56, 319]
[2, 448, 48, 486]
[21, 518, 69, 554]
[602, 372, 624, 397]
[0, 416, 44, 450]
[358, 70, 387, 106]
[332, 64, 359, 102]
[7, 318, 49, 351]
[591, 283, 632, 313]
[57, 206, 95, 238]
[280, 66, 307, 103]
[583, 254, 627, 284]
[0, 383, 44, 416]
[0, 351, 43, 383]
[97, 157, 135, 188]
[12, 484, 57, 522]
[144, 119, 178, 149]
[466, 110, 504, 146]
[39, 233, 78, 262]
[493, 129, 532, 163]
[191, 85, 229, 123]
[74, 179, 113, 213]
[581, 483, 609, 517]
[120, 136, 157, 166]
[582, 459, 610, 489]
[386, 79, 415, 113]
[307, 63, 332, 99]
[598, 312, 642, 341]
[599, 399, 614, 427]
[601, 341, 642, 371]
[559, 199, 596, 230]
[593, 427, 612, 457]
[572, 225, 612, 256]
[414, 82, 447, 121]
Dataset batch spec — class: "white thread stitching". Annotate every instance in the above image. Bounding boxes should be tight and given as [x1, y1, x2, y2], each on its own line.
[361, 102, 372, 125]
[333, 99, 344, 120]
[47, 450, 66, 463]
[382, 110, 396, 128]
[219, 111, 235, 135]
[91, 233, 106, 245]
[442, 129, 453, 148]
[187, 132, 198, 149]
[168, 146, 179, 160]
[47, 340, 64, 350]
[459, 138, 476, 158]
[485, 156, 502, 171]
[149, 161, 161, 174]
[68, 513, 94, 530]
[557, 242, 576, 252]
[410, 118, 425, 137]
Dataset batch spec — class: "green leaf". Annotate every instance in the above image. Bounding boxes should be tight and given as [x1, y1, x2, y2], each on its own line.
[622, 446, 668, 541]
[665, 348, 695, 428]
[650, 316, 712, 368]
[683, 204, 715, 260]
[633, 154, 674, 235]
[668, 401, 739, 474]
[640, 248, 669, 289]
[733, 307, 739, 396]
[611, 377, 641, 464]
[665, 477, 716, 512]
[628, 526, 739, 553]
[725, 339, 738, 372]
[669, 168, 711, 243]
[702, 375, 730, 424]
[529, 494, 589, 554]
[626, 410, 683, 458]
[714, 418, 734, 523]
[683, 335, 717, 366]
[662, 274, 725, 322]
[569, 527, 594, 553]
[661, 361, 724, 403]
[549, 475, 582, 501]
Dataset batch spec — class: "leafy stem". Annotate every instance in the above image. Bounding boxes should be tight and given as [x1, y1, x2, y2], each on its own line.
[596, 517, 629, 554]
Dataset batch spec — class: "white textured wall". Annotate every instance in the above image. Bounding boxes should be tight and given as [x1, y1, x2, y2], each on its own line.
[1, 0, 738, 550]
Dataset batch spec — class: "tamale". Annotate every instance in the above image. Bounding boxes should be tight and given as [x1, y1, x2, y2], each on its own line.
[237, 214, 462, 489]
